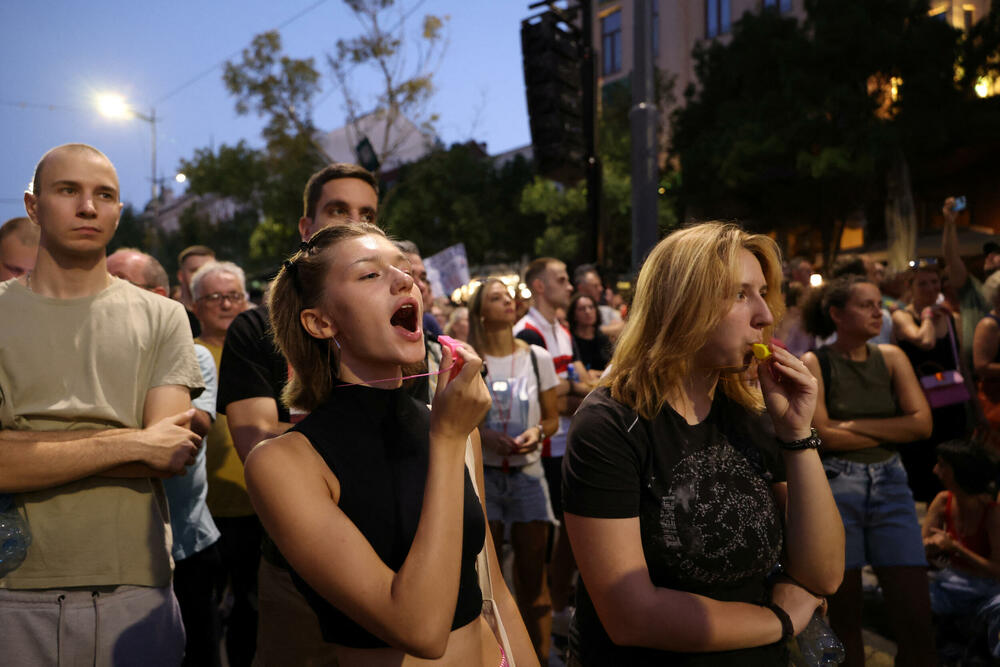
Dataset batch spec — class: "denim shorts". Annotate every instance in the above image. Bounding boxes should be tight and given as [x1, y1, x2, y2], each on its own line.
[823, 454, 927, 570]
[484, 458, 557, 525]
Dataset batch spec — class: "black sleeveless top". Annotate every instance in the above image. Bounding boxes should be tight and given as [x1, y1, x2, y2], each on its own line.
[288, 384, 486, 647]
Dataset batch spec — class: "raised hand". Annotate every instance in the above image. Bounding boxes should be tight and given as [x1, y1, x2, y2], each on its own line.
[757, 345, 817, 442]
[430, 342, 492, 443]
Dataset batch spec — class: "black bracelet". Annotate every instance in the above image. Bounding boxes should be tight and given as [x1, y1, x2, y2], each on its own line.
[764, 602, 794, 643]
[778, 427, 821, 451]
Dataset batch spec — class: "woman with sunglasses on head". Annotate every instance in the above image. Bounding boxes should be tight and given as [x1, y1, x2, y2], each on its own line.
[562, 223, 843, 666]
[892, 260, 970, 502]
[243, 224, 537, 667]
[801, 274, 936, 667]
[467, 278, 560, 663]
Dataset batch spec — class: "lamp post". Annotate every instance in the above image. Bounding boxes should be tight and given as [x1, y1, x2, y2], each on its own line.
[96, 93, 159, 221]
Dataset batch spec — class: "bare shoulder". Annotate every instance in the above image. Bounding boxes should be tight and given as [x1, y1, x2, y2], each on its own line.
[245, 431, 340, 501]
[977, 316, 1000, 332]
[876, 343, 908, 367]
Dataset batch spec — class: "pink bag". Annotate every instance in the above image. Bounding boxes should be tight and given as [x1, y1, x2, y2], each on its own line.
[918, 316, 971, 408]
[920, 369, 971, 408]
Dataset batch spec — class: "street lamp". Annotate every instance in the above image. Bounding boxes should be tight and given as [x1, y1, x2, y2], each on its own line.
[95, 93, 158, 219]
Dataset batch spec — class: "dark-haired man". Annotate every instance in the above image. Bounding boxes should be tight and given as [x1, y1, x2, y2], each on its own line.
[0, 217, 39, 281]
[0, 144, 204, 664]
[218, 161, 378, 664]
[177, 245, 216, 336]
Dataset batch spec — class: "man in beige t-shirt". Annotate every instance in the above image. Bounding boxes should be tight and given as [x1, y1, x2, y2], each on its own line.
[0, 143, 204, 666]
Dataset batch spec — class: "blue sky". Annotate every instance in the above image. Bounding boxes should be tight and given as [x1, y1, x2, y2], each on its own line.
[0, 1, 533, 221]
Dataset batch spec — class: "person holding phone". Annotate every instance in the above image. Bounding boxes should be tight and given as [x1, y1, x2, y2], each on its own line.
[244, 223, 537, 666]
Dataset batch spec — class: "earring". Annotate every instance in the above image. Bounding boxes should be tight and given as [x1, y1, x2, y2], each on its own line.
[333, 337, 341, 350]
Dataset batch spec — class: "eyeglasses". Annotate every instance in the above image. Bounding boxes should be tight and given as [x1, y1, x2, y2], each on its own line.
[197, 291, 246, 305]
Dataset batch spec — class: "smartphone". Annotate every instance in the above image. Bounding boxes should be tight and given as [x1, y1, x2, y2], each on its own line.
[954, 196, 967, 212]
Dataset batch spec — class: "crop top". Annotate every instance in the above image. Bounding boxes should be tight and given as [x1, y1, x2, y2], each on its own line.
[288, 383, 485, 648]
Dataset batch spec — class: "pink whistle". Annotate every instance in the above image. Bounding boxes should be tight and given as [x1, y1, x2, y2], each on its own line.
[437, 335, 465, 379]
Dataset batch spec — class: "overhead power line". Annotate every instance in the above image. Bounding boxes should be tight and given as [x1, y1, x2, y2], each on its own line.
[155, 0, 332, 104]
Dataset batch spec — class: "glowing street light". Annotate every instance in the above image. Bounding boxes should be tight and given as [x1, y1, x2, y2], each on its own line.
[175, 173, 187, 184]
[95, 92, 158, 219]
[96, 93, 130, 119]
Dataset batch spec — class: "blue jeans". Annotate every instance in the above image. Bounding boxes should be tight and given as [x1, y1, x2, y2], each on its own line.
[823, 454, 927, 570]
[929, 567, 1000, 658]
[484, 459, 556, 525]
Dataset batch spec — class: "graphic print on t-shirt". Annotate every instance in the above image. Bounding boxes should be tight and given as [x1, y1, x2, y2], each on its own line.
[645, 433, 783, 588]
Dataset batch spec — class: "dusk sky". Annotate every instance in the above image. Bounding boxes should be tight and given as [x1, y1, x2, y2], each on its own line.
[0, 1, 534, 221]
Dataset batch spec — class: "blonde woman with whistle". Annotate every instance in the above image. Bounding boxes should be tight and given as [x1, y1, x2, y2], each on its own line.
[244, 223, 537, 666]
[562, 222, 843, 665]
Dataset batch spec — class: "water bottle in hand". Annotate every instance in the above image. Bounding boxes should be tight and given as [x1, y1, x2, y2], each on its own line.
[0, 494, 31, 578]
[794, 611, 845, 665]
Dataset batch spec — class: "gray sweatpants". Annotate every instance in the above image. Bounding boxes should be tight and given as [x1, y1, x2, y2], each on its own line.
[0, 584, 184, 666]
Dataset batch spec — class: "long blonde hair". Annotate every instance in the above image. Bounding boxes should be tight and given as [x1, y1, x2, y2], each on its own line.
[605, 222, 784, 419]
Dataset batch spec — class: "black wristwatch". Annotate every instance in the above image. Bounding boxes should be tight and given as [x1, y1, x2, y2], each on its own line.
[778, 428, 822, 451]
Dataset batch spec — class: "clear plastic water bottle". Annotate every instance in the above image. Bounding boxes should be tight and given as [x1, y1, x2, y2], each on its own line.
[0, 494, 31, 578]
[793, 611, 846, 665]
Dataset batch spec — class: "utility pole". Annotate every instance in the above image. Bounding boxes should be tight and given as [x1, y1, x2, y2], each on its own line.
[630, 0, 659, 272]
[580, 0, 603, 266]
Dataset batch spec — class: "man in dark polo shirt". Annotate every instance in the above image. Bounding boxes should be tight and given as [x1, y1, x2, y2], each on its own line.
[217, 162, 378, 665]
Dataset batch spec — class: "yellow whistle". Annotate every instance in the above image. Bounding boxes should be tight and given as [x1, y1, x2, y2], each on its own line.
[752, 343, 771, 361]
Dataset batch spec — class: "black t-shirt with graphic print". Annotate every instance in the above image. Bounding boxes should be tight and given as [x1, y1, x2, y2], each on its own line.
[563, 385, 787, 666]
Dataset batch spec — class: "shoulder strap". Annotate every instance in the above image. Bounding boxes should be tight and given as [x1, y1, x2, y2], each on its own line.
[528, 346, 541, 391]
[815, 346, 832, 409]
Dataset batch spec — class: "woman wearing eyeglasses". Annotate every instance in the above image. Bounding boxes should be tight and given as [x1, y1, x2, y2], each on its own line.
[189, 260, 259, 665]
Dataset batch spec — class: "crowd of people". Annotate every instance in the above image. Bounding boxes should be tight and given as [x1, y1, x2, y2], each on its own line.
[1, 142, 999, 667]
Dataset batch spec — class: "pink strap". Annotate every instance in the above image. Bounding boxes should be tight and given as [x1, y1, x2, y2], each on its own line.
[335, 360, 458, 388]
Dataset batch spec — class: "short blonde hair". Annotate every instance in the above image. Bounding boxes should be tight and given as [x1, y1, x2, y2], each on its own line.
[605, 222, 784, 419]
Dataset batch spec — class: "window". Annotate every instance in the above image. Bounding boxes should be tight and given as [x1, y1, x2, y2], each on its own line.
[706, 0, 731, 39]
[763, 0, 793, 12]
[964, 7, 975, 30]
[602, 9, 623, 75]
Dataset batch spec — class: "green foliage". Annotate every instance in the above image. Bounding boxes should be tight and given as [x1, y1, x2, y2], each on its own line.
[379, 144, 540, 263]
[223, 31, 326, 156]
[671, 0, 1000, 262]
[178, 141, 267, 206]
[513, 69, 679, 272]
[109, 204, 149, 255]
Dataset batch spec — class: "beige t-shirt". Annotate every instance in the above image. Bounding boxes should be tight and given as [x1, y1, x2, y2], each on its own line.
[0, 277, 204, 589]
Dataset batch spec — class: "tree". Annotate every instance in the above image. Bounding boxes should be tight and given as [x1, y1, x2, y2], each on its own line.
[328, 0, 448, 173]
[670, 0, 1000, 268]
[516, 71, 679, 273]
[379, 142, 540, 263]
[109, 205, 149, 255]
